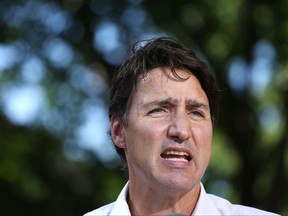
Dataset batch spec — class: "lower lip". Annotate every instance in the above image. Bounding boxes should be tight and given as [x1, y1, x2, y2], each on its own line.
[161, 158, 191, 168]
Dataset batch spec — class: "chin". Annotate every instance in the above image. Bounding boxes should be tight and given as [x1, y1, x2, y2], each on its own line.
[156, 175, 199, 193]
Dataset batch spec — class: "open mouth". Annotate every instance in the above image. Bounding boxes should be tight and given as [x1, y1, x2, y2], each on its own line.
[160, 149, 192, 162]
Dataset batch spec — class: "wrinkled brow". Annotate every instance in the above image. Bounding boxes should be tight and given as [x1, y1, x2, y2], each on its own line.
[141, 97, 209, 110]
[185, 99, 210, 110]
[140, 97, 177, 108]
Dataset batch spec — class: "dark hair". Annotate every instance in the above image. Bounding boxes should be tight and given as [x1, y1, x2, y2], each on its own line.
[109, 37, 218, 168]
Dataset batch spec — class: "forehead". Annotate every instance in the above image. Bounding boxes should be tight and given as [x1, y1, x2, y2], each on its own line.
[132, 68, 209, 105]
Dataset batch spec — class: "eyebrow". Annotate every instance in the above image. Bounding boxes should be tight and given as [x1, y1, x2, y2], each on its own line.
[140, 97, 176, 109]
[186, 99, 210, 111]
[141, 97, 210, 110]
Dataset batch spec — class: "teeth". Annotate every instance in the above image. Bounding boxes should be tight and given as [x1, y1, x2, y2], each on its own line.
[161, 150, 192, 162]
[165, 157, 187, 161]
[165, 151, 189, 156]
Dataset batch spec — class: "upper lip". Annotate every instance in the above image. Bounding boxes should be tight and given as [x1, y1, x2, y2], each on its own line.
[160, 147, 192, 161]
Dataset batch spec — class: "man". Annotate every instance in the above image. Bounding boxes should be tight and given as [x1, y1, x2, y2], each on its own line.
[85, 37, 277, 215]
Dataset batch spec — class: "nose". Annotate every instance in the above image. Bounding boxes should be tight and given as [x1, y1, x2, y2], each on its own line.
[167, 112, 191, 143]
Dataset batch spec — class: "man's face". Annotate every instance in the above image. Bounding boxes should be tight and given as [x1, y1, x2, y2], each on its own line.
[111, 67, 213, 192]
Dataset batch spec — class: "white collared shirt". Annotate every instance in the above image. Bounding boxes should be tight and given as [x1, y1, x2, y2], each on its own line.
[84, 182, 277, 215]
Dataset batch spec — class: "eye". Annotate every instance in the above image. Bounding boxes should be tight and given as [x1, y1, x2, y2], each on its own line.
[147, 107, 169, 117]
[149, 107, 165, 114]
[190, 110, 204, 118]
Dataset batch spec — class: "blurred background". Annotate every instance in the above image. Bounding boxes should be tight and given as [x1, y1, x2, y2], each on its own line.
[0, 0, 287, 215]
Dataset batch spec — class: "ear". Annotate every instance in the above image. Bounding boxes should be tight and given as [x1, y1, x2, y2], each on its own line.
[110, 116, 126, 149]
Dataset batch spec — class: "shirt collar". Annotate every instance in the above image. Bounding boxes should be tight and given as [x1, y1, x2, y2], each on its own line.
[109, 182, 131, 215]
[110, 181, 215, 216]
[192, 182, 220, 215]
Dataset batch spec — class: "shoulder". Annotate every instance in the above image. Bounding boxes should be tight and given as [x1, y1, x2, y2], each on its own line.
[83, 202, 115, 216]
[207, 193, 278, 215]
[194, 183, 278, 215]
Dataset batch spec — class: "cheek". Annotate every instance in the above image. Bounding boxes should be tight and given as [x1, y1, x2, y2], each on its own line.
[125, 123, 154, 150]
[193, 125, 213, 150]
[125, 122, 167, 154]
[131, 120, 167, 139]
[192, 126, 212, 171]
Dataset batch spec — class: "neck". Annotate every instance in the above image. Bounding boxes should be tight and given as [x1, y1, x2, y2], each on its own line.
[127, 181, 201, 216]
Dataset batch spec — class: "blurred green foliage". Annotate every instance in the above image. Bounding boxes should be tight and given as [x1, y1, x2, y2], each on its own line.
[0, 0, 287, 215]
